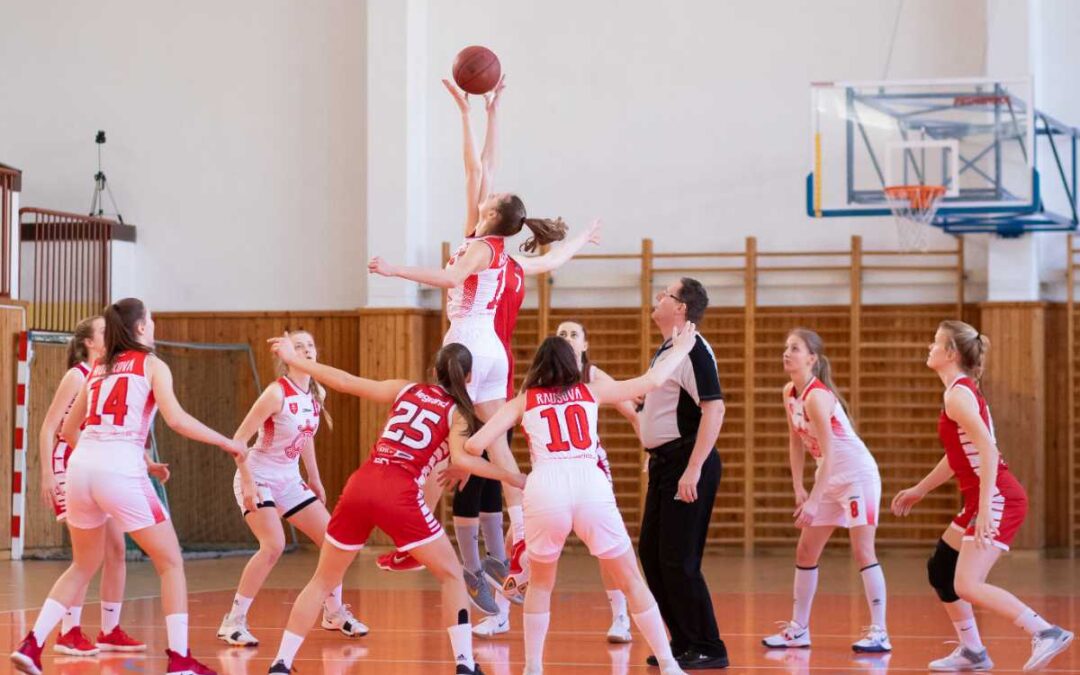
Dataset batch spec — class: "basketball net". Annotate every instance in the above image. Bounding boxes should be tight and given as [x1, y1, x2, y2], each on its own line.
[884, 185, 945, 252]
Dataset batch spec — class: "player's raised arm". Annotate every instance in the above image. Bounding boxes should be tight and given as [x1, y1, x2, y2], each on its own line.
[269, 333, 409, 403]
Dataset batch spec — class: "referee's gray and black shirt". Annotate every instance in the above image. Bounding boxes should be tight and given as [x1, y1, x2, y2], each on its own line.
[639, 334, 723, 452]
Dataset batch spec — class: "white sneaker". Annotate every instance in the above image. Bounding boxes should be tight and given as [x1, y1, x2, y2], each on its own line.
[929, 643, 994, 671]
[762, 621, 811, 648]
[472, 612, 510, 638]
[606, 614, 632, 644]
[1023, 626, 1074, 671]
[216, 613, 259, 647]
[322, 604, 369, 637]
[852, 625, 891, 653]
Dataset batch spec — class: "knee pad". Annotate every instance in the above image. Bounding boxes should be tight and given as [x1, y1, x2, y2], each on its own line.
[927, 538, 960, 603]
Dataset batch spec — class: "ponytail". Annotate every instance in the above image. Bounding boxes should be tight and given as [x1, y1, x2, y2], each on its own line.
[938, 320, 990, 381]
[519, 217, 568, 254]
[436, 343, 480, 435]
[68, 315, 101, 368]
[103, 298, 151, 372]
[486, 193, 569, 253]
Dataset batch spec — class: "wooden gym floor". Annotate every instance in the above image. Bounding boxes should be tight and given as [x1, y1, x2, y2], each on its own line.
[2, 547, 1078, 673]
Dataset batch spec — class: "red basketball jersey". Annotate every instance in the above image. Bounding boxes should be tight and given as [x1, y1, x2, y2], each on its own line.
[938, 375, 1010, 493]
[81, 351, 158, 447]
[495, 256, 525, 397]
[369, 383, 458, 482]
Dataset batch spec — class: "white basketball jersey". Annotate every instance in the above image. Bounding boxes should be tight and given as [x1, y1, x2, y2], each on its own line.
[785, 378, 876, 481]
[55, 362, 90, 444]
[81, 351, 158, 448]
[446, 235, 508, 320]
[249, 376, 321, 468]
[522, 383, 600, 466]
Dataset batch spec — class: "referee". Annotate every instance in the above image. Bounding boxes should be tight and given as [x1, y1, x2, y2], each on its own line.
[638, 277, 728, 670]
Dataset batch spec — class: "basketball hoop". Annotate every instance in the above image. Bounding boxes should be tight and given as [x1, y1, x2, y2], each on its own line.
[884, 185, 946, 252]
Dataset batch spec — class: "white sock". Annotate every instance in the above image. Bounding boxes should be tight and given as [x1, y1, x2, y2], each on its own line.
[495, 590, 511, 619]
[61, 605, 82, 633]
[631, 605, 676, 667]
[859, 563, 887, 628]
[1014, 607, 1053, 635]
[448, 622, 475, 670]
[101, 601, 122, 632]
[792, 565, 818, 628]
[324, 585, 343, 613]
[275, 630, 305, 668]
[228, 594, 253, 621]
[953, 618, 985, 651]
[606, 590, 627, 619]
[523, 612, 550, 669]
[32, 599, 67, 643]
[164, 613, 188, 655]
[508, 505, 525, 544]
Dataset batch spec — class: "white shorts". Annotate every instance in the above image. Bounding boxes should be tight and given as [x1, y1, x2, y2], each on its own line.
[811, 473, 881, 529]
[444, 320, 509, 404]
[523, 461, 632, 563]
[233, 466, 318, 518]
[65, 442, 169, 532]
[50, 440, 74, 521]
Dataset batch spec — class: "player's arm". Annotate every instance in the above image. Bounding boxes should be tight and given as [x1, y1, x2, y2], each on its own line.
[892, 455, 953, 517]
[442, 79, 482, 236]
[464, 395, 525, 457]
[368, 240, 491, 290]
[39, 369, 84, 505]
[589, 323, 698, 405]
[234, 383, 283, 445]
[449, 409, 525, 487]
[268, 334, 409, 403]
[148, 356, 246, 459]
[945, 387, 1000, 546]
[782, 383, 809, 506]
[477, 75, 506, 201]
[514, 219, 601, 276]
[60, 383, 90, 448]
[796, 389, 835, 525]
[593, 366, 642, 442]
[299, 438, 326, 503]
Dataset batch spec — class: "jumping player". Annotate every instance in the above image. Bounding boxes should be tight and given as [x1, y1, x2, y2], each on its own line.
[463, 326, 701, 675]
[761, 329, 890, 653]
[12, 298, 247, 675]
[37, 315, 150, 656]
[217, 330, 366, 646]
[264, 336, 525, 675]
[892, 321, 1073, 672]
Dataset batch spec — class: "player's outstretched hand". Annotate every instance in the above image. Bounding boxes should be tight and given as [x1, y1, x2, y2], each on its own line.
[671, 321, 698, 355]
[891, 486, 924, 517]
[268, 332, 298, 364]
[221, 438, 248, 461]
[442, 79, 470, 114]
[368, 256, 397, 278]
[585, 218, 602, 246]
[484, 74, 506, 112]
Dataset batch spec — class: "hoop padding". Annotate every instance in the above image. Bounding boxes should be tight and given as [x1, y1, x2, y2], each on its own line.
[884, 185, 946, 252]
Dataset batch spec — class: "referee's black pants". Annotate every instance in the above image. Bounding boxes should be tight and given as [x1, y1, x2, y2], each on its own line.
[638, 439, 726, 658]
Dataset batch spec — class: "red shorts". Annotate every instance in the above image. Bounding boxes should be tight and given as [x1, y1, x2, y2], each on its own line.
[950, 473, 1028, 551]
[324, 463, 444, 552]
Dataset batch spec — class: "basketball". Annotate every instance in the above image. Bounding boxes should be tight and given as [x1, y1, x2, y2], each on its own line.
[452, 45, 501, 95]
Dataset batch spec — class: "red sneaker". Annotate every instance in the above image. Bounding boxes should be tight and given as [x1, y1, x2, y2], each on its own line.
[376, 550, 424, 572]
[501, 539, 529, 604]
[96, 626, 147, 652]
[166, 649, 217, 675]
[10, 632, 43, 675]
[55, 626, 100, 655]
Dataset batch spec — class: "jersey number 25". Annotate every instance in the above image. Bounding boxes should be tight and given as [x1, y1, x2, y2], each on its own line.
[382, 401, 441, 450]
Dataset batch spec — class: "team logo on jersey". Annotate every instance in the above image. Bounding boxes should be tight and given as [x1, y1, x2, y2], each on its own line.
[284, 421, 317, 460]
[289, 402, 298, 414]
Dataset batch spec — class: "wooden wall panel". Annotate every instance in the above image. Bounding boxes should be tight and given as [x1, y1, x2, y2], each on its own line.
[1044, 304, 1069, 550]
[979, 303, 1046, 550]
[0, 303, 25, 553]
[23, 340, 70, 553]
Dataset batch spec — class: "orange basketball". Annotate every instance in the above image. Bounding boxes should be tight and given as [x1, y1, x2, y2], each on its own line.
[452, 46, 501, 95]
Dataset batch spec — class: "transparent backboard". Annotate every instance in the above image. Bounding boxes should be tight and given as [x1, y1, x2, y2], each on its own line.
[808, 78, 1035, 217]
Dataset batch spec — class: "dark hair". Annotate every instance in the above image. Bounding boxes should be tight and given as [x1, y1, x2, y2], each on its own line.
[558, 320, 592, 383]
[939, 320, 990, 380]
[678, 277, 709, 323]
[103, 298, 151, 372]
[522, 337, 582, 392]
[276, 329, 333, 431]
[436, 343, 480, 435]
[488, 194, 568, 253]
[68, 315, 101, 368]
[788, 328, 850, 414]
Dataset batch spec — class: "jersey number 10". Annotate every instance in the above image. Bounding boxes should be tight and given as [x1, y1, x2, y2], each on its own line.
[538, 404, 593, 453]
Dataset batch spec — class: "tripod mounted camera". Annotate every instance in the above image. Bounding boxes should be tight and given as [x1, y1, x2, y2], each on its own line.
[89, 130, 124, 224]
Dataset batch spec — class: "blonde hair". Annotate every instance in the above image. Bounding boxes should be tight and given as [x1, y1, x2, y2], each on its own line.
[788, 328, 850, 414]
[276, 329, 333, 430]
[938, 320, 990, 381]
